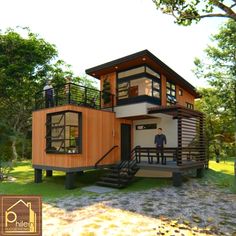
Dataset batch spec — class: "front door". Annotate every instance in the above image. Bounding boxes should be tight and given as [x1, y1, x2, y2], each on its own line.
[121, 124, 131, 161]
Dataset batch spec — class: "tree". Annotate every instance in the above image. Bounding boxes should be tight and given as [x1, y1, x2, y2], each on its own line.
[194, 20, 236, 160]
[0, 28, 78, 159]
[152, 0, 236, 26]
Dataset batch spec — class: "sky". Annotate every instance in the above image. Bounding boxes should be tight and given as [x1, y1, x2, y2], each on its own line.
[0, 0, 226, 88]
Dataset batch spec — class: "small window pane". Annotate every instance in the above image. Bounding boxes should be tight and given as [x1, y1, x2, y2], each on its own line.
[118, 82, 129, 90]
[167, 89, 171, 95]
[153, 90, 160, 98]
[153, 82, 160, 90]
[171, 84, 175, 90]
[146, 67, 160, 78]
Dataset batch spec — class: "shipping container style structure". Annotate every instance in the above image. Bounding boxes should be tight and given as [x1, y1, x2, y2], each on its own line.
[32, 50, 206, 189]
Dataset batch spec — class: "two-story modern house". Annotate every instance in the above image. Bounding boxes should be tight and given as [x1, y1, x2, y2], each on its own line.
[32, 50, 206, 189]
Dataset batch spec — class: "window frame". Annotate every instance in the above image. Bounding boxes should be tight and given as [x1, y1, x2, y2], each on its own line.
[46, 110, 82, 154]
[166, 81, 176, 106]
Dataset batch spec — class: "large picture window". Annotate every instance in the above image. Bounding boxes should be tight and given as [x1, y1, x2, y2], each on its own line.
[117, 66, 161, 105]
[166, 81, 176, 106]
[46, 111, 82, 154]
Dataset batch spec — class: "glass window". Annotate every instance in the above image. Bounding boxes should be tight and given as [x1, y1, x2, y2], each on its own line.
[166, 81, 176, 105]
[153, 90, 160, 98]
[118, 66, 145, 79]
[186, 102, 194, 109]
[130, 78, 152, 96]
[146, 67, 160, 78]
[117, 76, 161, 101]
[46, 111, 82, 154]
[153, 82, 160, 90]
[179, 89, 183, 96]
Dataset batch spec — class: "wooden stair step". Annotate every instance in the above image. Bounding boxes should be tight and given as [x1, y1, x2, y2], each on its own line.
[100, 177, 130, 183]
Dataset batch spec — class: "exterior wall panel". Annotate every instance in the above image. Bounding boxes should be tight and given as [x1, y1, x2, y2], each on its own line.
[32, 105, 132, 169]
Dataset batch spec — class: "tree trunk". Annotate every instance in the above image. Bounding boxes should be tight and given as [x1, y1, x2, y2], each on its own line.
[12, 140, 18, 160]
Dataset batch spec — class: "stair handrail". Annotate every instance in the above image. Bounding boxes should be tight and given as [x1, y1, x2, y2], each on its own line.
[95, 145, 118, 168]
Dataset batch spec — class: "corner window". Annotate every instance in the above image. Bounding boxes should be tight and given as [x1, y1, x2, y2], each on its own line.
[46, 111, 82, 154]
[166, 81, 176, 106]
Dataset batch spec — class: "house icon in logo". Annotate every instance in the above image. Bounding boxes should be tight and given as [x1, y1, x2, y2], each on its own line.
[5, 199, 37, 233]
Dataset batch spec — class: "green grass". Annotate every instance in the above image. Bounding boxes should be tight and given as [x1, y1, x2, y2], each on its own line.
[205, 158, 236, 193]
[0, 161, 172, 200]
[0, 161, 106, 201]
[1, 159, 235, 200]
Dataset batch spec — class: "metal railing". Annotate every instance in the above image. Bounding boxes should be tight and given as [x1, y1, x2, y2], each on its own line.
[95, 145, 118, 168]
[35, 83, 115, 111]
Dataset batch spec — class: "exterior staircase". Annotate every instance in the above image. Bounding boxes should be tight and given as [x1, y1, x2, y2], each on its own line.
[96, 159, 139, 188]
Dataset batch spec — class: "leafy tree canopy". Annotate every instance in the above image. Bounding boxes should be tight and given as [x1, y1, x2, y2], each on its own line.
[152, 0, 236, 26]
[194, 20, 236, 159]
[0, 27, 91, 159]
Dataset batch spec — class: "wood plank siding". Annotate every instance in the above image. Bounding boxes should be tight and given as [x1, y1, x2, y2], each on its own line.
[32, 105, 132, 169]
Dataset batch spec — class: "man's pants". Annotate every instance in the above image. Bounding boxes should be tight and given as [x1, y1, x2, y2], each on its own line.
[156, 146, 166, 165]
[45, 95, 54, 108]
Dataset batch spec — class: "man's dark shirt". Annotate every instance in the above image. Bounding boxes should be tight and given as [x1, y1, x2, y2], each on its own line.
[154, 134, 167, 147]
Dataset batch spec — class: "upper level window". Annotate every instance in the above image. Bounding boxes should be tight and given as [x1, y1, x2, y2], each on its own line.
[46, 111, 82, 154]
[118, 66, 145, 79]
[186, 102, 194, 109]
[166, 81, 176, 106]
[146, 67, 161, 78]
[117, 66, 160, 79]
[117, 66, 161, 105]
[179, 89, 183, 96]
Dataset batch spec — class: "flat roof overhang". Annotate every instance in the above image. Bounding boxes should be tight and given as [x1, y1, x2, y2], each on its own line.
[85, 49, 200, 98]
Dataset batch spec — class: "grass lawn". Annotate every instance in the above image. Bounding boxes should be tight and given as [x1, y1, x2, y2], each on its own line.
[0, 158, 235, 200]
[0, 161, 172, 200]
[205, 158, 236, 193]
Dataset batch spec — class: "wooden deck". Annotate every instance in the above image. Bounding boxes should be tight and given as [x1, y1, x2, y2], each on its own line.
[137, 160, 205, 173]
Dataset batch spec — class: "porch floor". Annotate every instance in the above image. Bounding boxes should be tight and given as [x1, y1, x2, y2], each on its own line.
[137, 160, 205, 173]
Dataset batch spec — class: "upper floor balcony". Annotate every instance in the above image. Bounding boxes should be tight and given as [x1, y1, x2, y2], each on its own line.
[35, 83, 115, 111]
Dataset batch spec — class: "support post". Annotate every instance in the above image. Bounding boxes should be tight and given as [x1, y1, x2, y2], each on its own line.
[196, 168, 204, 178]
[65, 172, 75, 189]
[172, 172, 182, 187]
[46, 170, 53, 177]
[34, 169, 42, 183]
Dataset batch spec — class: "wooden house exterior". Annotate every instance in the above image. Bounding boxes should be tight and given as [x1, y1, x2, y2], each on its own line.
[32, 50, 206, 189]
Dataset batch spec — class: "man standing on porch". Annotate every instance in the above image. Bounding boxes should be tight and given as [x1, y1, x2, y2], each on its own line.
[154, 128, 167, 165]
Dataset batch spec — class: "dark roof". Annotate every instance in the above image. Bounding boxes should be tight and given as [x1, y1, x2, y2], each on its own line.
[85, 50, 199, 98]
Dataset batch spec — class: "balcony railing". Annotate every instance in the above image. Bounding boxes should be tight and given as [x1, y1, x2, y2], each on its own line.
[35, 83, 114, 111]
